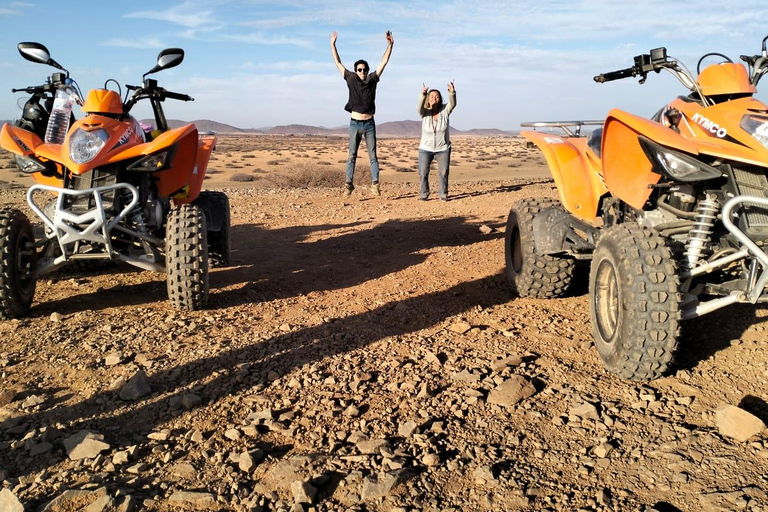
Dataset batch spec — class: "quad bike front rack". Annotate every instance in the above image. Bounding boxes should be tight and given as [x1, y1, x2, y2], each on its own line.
[27, 183, 166, 276]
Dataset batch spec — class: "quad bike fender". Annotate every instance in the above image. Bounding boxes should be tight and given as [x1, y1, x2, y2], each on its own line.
[1, 123, 43, 155]
[141, 125, 200, 200]
[602, 109, 699, 209]
[0, 123, 65, 187]
[521, 130, 606, 223]
[174, 134, 216, 205]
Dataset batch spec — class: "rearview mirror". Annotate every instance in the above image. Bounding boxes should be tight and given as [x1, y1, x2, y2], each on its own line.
[143, 48, 185, 78]
[17, 41, 68, 75]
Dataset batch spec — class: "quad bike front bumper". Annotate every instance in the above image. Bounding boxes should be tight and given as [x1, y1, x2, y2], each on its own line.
[27, 183, 166, 276]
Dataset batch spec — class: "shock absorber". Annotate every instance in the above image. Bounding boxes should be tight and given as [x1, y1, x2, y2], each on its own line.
[121, 188, 148, 236]
[683, 195, 719, 270]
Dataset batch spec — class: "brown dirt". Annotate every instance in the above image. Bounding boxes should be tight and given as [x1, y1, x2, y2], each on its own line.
[0, 135, 766, 511]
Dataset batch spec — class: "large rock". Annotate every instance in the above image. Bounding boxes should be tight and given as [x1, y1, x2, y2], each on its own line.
[41, 488, 108, 511]
[167, 491, 219, 510]
[0, 389, 17, 406]
[63, 431, 110, 460]
[715, 405, 766, 442]
[487, 375, 536, 406]
[291, 480, 317, 504]
[569, 402, 600, 420]
[361, 470, 409, 501]
[356, 438, 390, 455]
[119, 370, 151, 401]
[0, 488, 24, 512]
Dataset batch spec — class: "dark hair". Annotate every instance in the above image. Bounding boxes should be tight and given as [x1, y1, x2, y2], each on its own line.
[354, 59, 369, 72]
[424, 89, 443, 110]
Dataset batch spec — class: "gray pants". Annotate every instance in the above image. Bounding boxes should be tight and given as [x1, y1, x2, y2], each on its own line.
[418, 148, 451, 199]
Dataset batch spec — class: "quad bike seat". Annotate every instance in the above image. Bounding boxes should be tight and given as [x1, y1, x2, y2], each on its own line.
[587, 127, 603, 159]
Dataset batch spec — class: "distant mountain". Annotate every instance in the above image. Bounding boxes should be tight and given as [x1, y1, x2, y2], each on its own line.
[129, 118, 520, 137]
[461, 128, 520, 136]
[265, 124, 335, 135]
[142, 119, 263, 134]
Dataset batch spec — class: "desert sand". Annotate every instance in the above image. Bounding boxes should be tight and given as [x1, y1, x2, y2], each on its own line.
[0, 135, 766, 512]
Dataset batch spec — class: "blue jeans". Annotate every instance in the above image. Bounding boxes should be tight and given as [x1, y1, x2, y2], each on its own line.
[418, 148, 451, 199]
[347, 118, 380, 184]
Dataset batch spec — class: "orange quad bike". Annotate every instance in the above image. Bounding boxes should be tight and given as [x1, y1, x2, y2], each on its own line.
[507, 35, 768, 380]
[0, 42, 230, 319]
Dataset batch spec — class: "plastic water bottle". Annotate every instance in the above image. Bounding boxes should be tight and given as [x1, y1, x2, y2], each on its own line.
[44, 80, 77, 144]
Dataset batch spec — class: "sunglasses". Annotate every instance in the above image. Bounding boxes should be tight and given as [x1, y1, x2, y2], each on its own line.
[356, 68, 368, 73]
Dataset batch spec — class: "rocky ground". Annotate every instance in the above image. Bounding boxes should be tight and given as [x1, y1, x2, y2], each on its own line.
[1, 176, 768, 512]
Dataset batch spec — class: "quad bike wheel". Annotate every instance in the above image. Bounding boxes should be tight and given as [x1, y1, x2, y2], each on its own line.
[504, 197, 576, 298]
[589, 224, 680, 380]
[193, 191, 231, 267]
[0, 208, 37, 319]
[166, 204, 209, 310]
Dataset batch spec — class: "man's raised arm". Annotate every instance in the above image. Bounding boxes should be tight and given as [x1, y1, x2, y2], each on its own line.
[375, 31, 394, 77]
[330, 31, 346, 77]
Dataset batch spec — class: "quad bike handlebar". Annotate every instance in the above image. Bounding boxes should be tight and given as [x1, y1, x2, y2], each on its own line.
[593, 67, 637, 83]
[594, 47, 673, 84]
[740, 35, 768, 86]
[123, 79, 193, 117]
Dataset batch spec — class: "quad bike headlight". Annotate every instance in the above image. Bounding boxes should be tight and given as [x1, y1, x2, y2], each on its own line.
[69, 128, 108, 164]
[639, 137, 722, 182]
[127, 147, 176, 172]
[14, 154, 46, 174]
[740, 114, 768, 149]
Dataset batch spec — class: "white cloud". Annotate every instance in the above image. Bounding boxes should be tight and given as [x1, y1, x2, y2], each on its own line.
[219, 32, 313, 48]
[102, 38, 167, 50]
[124, 2, 221, 30]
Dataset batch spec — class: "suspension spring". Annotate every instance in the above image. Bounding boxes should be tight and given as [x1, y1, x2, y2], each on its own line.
[121, 188, 148, 236]
[683, 196, 719, 270]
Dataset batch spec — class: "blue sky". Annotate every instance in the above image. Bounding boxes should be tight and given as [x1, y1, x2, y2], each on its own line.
[2, 1, 768, 131]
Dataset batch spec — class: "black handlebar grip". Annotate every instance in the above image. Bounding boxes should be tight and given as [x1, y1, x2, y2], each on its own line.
[594, 67, 636, 83]
[165, 91, 193, 102]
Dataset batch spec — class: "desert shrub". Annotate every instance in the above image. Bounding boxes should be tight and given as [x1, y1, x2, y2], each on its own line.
[317, 161, 332, 166]
[242, 154, 255, 159]
[266, 162, 371, 189]
[267, 160, 281, 165]
[508, 162, 522, 168]
[230, 173, 255, 182]
[477, 164, 491, 169]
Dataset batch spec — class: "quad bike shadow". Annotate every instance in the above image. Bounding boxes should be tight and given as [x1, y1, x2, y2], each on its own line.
[508, 35, 768, 380]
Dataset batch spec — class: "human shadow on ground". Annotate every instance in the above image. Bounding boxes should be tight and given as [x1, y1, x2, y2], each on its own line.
[3, 273, 510, 484]
[211, 215, 501, 306]
[444, 180, 552, 202]
[29, 215, 500, 315]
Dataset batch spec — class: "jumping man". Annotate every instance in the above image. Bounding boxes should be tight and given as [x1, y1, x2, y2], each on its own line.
[330, 30, 394, 197]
